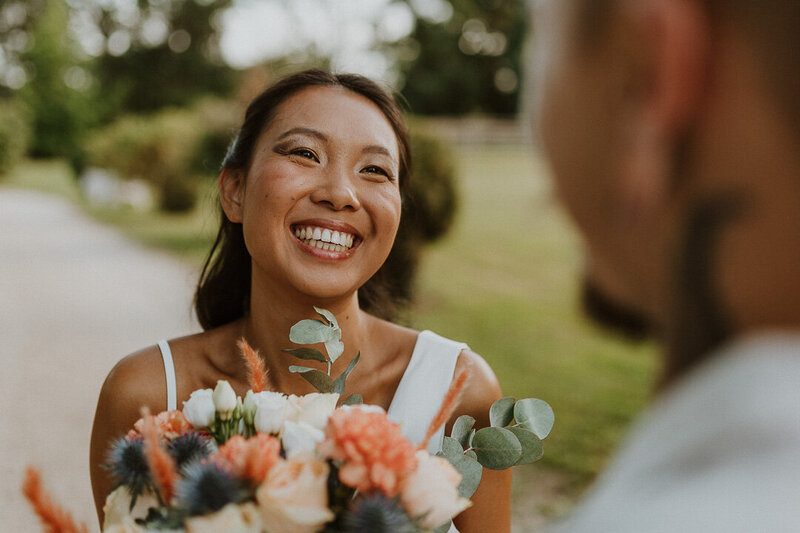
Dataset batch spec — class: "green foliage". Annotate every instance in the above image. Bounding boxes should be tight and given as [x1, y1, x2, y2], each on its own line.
[0, 99, 31, 175]
[381, 130, 458, 304]
[514, 398, 555, 439]
[89, 0, 236, 116]
[84, 100, 238, 212]
[17, 0, 94, 172]
[397, 0, 527, 115]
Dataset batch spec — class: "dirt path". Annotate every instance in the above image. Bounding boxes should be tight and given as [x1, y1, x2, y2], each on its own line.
[0, 188, 198, 531]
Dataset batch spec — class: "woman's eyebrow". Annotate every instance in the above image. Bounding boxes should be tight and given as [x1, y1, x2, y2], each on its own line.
[362, 145, 393, 159]
[276, 127, 328, 142]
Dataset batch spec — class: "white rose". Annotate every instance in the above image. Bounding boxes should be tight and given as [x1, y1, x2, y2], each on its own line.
[102, 487, 159, 530]
[182, 388, 215, 428]
[339, 403, 385, 415]
[103, 516, 147, 533]
[185, 502, 262, 533]
[253, 391, 289, 434]
[213, 380, 238, 420]
[287, 392, 340, 430]
[281, 420, 325, 457]
[400, 450, 472, 529]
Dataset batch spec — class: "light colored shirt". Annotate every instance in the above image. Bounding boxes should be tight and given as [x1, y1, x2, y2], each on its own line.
[551, 332, 800, 533]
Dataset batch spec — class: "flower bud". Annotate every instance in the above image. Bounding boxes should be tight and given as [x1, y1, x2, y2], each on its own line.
[243, 390, 257, 426]
[213, 380, 237, 420]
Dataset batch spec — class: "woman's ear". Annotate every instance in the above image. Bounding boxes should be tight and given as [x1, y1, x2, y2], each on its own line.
[619, 0, 710, 220]
[219, 168, 245, 223]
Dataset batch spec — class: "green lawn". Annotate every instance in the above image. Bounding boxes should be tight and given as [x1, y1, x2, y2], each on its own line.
[3, 146, 657, 494]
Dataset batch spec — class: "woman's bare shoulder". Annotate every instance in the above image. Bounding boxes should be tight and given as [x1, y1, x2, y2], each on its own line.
[97, 344, 169, 419]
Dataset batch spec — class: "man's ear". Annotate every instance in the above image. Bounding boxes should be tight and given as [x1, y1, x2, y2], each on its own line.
[219, 168, 245, 223]
[620, 0, 710, 218]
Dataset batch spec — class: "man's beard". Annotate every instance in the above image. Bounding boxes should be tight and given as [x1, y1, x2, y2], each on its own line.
[580, 277, 652, 341]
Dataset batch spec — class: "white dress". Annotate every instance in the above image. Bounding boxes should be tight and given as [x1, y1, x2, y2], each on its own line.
[157, 329, 466, 532]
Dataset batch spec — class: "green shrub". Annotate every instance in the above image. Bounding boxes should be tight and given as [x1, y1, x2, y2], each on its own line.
[85, 99, 240, 212]
[0, 99, 31, 175]
[381, 130, 459, 304]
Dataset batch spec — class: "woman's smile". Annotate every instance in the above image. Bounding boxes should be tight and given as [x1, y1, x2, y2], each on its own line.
[290, 218, 362, 260]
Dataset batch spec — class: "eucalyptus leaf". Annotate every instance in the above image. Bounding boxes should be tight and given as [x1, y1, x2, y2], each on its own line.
[441, 436, 464, 457]
[288, 366, 334, 393]
[324, 337, 344, 364]
[451, 415, 476, 447]
[341, 393, 362, 405]
[289, 319, 335, 345]
[446, 453, 483, 499]
[313, 306, 339, 329]
[489, 396, 516, 427]
[470, 427, 522, 470]
[465, 450, 477, 460]
[333, 353, 360, 395]
[508, 427, 544, 465]
[281, 348, 328, 363]
[468, 429, 476, 448]
[514, 398, 555, 439]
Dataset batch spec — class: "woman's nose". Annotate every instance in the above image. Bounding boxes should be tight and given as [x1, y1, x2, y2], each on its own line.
[309, 166, 361, 211]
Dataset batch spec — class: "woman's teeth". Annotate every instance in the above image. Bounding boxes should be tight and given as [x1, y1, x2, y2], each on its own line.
[294, 226, 355, 252]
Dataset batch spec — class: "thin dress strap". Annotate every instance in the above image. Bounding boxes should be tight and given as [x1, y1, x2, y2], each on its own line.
[157, 340, 177, 412]
[388, 330, 467, 454]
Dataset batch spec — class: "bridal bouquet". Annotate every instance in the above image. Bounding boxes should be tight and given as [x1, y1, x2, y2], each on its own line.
[23, 308, 554, 533]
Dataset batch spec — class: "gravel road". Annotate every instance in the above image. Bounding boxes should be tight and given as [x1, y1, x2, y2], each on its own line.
[0, 188, 198, 531]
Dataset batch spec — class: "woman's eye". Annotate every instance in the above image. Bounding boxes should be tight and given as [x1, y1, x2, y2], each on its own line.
[291, 148, 318, 161]
[362, 165, 391, 179]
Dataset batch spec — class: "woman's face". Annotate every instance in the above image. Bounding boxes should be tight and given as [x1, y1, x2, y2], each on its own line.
[223, 86, 402, 302]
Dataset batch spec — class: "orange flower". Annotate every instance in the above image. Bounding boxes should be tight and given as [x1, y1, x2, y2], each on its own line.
[318, 407, 417, 496]
[133, 410, 191, 439]
[214, 434, 281, 485]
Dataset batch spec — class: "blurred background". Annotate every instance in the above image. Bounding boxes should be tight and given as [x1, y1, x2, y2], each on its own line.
[0, 0, 656, 530]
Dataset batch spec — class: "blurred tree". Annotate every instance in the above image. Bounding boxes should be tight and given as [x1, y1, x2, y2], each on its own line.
[15, 0, 94, 171]
[88, 0, 236, 117]
[395, 0, 526, 115]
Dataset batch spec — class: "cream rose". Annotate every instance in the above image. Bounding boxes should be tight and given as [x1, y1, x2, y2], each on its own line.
[287, 392, 340, 430]
[256, 453, 334, 533]
[185, 502, 262, 533]
[281, 420, 325, 457]
[103, 516, 147, 533]
[102, 487, 159, 530]
[182, 388, 215, 428]
[253, 391, 289, 434]
[400, 451, 472, 529]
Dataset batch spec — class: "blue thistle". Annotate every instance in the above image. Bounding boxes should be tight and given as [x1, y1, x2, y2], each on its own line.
[341, 494, 419, 533]
[174, 461, 250, 516]
[104, 435, 153, 508]
[167, 432, 214, 470]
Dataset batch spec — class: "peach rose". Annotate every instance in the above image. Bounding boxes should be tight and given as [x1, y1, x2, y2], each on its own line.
[185, 502, 262, 533]
[287, 392, 340, 430]
[102, 487, 159, 530]
[400, 451, 472, 529]
[255, 453, 334, 533]
[318, 406, 417, 496]
[214, 434, 281, 484]
[132, 410, 191, 439]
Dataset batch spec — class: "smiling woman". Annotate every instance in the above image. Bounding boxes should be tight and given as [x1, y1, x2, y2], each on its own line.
[89, 69, 510, 533]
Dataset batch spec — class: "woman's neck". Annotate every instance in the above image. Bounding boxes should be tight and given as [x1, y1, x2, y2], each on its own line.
[239, 279, 368, 394]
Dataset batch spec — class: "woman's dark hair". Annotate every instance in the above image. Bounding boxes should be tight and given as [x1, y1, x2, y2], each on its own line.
[194, 69, 412, 330]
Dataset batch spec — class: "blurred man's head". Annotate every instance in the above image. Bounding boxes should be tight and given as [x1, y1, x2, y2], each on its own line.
[532, 0, 800, 381]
